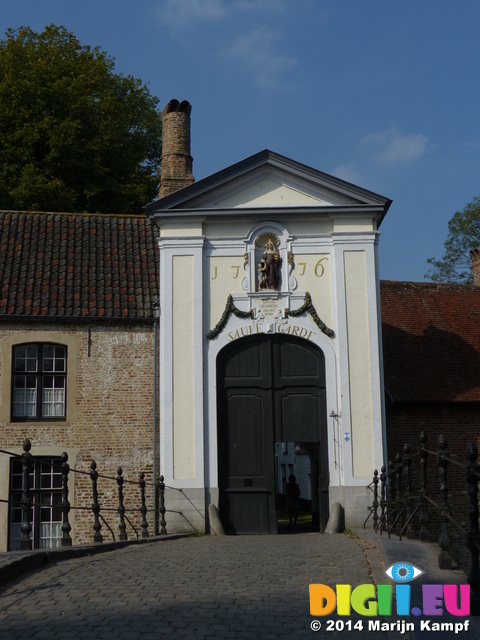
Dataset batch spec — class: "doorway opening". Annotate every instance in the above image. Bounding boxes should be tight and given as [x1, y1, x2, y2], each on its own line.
[217, 334, 329, 534]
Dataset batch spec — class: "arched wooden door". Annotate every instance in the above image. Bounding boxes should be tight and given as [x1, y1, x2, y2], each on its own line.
[217, 334, 328, 534]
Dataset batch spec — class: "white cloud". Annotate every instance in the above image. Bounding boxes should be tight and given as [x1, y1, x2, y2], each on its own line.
[331, 163, 362, 185]
[156, 0, 285, 27]
[228, 26, 296, 86]
[157, 0, 227, 26]
[362, 127, 429, 165]
[235, 0, 286, 11]
[463, 140, 480, 149]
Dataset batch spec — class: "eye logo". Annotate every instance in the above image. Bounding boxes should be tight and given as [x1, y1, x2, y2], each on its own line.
[385, 562, 424, 583]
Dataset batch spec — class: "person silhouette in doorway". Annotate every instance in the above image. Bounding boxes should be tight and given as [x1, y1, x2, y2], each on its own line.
[286, 474, 300, 527]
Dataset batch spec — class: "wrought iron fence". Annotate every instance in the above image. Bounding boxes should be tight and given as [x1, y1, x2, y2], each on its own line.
[366, 431, 480, 597]
[0, 439, 168, 550]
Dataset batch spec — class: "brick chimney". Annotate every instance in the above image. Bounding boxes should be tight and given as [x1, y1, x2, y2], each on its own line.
[158, 99, 194, 199]
[470, 248, 480, 286]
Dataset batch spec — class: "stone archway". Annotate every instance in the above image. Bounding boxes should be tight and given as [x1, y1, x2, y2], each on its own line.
[216, 333, 329, 534]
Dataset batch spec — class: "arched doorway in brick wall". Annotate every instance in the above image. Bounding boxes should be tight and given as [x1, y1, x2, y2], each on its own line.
[217, 334, 329, 534]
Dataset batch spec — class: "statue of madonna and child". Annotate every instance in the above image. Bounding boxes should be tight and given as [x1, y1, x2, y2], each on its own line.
[258, 239, 281, 291]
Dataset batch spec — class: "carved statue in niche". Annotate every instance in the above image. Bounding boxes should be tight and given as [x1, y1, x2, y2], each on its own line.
[254, 233, 282, 291]
[258, 258, 267, 290]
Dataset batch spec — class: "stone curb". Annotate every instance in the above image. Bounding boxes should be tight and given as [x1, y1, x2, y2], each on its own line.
[0, 533, 190, 587]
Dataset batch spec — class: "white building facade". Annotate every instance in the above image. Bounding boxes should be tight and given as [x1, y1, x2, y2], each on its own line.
[147, 137, 391, 533]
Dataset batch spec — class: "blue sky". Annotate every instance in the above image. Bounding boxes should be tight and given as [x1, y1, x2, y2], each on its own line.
[2, 0, 480, 281]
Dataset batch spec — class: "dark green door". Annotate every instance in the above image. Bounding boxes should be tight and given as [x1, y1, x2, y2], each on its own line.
[217, 334, 328, 534]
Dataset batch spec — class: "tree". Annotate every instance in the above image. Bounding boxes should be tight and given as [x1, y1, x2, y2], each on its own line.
[0, 25, 162, 213]
[425, 197, 480, 283]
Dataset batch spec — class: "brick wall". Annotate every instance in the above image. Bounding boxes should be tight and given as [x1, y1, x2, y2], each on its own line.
[0, 320, 158, 546]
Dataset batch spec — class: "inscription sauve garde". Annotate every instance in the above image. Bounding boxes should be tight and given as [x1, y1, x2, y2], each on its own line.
[228, 323, 316, 342]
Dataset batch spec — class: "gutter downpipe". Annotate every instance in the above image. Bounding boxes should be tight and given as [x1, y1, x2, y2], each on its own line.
[153, 299, 160, 536]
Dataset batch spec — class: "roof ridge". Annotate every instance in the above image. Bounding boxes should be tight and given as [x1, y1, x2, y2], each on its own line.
[0, 210, 148, 219]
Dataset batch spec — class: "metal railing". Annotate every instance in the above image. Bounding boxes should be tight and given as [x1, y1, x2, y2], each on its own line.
[0, 439, 168, 550]
[366, 430, 480, 596]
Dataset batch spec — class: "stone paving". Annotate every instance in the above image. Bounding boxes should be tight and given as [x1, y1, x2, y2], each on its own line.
[0, 532, 475, 639]
[0, 532, 395, 640]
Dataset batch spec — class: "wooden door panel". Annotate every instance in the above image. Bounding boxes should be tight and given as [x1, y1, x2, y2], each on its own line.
[221, 492, 271, 534]
[220, 337, 271, 389]
[275, 389, 327, 442]
[222, 391, 266, 480]
[274, 338, 326, 386]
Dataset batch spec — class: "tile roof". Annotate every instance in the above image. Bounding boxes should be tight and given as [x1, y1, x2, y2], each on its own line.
[0, 211, 159, 319]
[381, 281, 480, 403]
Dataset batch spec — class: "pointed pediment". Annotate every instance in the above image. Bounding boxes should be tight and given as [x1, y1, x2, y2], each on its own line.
[147, 150, 391, 224]
[214, 178, 323, 208]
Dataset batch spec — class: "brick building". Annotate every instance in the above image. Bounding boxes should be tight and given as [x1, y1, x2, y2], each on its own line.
[0, 211, 159, 549]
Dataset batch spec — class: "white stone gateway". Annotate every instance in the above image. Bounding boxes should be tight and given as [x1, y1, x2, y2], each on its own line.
[147, 142, 391, 534]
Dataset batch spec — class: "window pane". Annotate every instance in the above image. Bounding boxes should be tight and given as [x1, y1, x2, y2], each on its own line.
[41, 474, 52, 490]
[43, 376, 53, 389]
[40, 507, 50, 521]
[43, 345, 54, 359]
[13, 377, 37, 417]
[14, 345, 38, 373]
[43, 346, 66, 373]
[42, 380, 65, 417]
[14, 347, 26, 372]
[54, 358, 66, 372]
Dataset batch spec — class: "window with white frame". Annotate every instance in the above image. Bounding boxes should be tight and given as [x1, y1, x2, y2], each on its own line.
[12, 344, 67, 420]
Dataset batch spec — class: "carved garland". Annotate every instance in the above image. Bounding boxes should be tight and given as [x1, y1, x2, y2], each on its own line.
[285, 292, 335, 338]
[207, 294, 254, 340]
[207, 292, 334, 340]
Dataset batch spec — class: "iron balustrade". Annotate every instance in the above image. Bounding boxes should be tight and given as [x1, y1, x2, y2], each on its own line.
[0, 439, 177, 549]
[366, 431, 480, 607]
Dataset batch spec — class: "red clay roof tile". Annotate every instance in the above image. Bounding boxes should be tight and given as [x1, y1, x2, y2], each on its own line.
[0, 211, 159, 320]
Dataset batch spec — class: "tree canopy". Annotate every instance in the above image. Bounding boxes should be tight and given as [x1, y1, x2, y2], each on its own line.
[426, 197, 480, 283]
[0, 25, 162, 213]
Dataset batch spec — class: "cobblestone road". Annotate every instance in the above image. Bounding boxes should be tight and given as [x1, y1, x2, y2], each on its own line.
[0, 533, 400, 639]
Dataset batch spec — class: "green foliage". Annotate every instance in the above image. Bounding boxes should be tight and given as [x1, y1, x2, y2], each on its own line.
[0, 24, 162, 213]
[426, 197, 480, 283]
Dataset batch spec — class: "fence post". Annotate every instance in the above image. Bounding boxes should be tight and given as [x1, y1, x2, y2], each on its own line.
[372, 469, 379, 531]
[418, 430, 429, 541]
[379, 464, 387, 531]
[139, 473, 149, 538]
[403, 443, 414, 539]
[117, 467, 127, 541]
[437, 434, 453, 570]
[387, 459, 395, 530]
[90, 460, 103, 543]
[60, 452, 72, 546]
[395, 453, 403, 536]
[466, 442, 480, 613]
[20, 439, 33, 551]
[159, 475, 167, 535]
